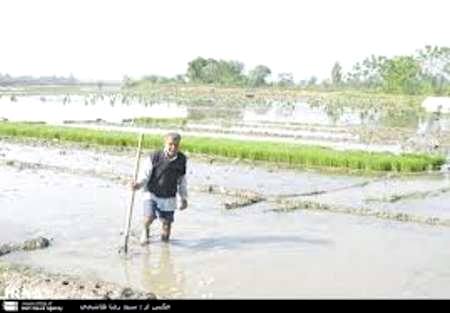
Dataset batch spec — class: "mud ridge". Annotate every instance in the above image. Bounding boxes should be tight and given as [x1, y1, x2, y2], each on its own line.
[0, 237, 51, 257]
[2, 159, 448, 227]
[273, 199, 450, 227]
[365, 186, 450, 203]
[0, 261, 156, 299]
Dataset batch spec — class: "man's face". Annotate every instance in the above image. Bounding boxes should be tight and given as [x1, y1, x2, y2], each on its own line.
[165, 137, 180, 158]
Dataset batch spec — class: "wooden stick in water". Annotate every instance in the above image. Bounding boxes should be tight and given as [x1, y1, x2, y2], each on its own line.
[122, 133, 144, 254]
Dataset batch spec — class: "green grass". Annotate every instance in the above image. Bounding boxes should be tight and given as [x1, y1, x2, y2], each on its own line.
[133, 117, 187, 127]
[0, 122, 445, 173]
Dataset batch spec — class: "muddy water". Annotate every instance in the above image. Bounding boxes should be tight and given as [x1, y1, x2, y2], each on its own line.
[2, 141, 450, 298]
[243, 102, 378, 126]
[0, 95, 187, 123]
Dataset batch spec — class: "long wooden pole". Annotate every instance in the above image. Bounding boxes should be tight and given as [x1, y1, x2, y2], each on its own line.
[123, 133, 144, 254]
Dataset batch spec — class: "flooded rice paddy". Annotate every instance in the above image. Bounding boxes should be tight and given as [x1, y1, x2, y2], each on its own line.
[1, 94, 450, 154]
[1, 139, 450, 298]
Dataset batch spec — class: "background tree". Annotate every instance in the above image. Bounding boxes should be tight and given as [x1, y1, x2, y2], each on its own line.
[379, 56, 421, 94]
[174, 74, 186, 83]
[186, 57, 208, 83]
[200, 59, 220, 84]
[277, 72, 294, 87]
[416, 45, 450, 94]
[307, 75, 317, 86]
[217, 60, 246, 85]
[248, 65, 272, 87]
[186, 57, 246, 85]
[331, 62, 342, 85]
[346, 55, 386, 89]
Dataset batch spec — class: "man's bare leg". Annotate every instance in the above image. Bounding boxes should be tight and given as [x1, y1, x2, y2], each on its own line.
[161, 222, 172, 242]
[140, 216, 155, 245]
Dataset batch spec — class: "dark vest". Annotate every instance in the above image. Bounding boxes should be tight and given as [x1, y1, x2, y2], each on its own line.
[146, 150, 187, 198]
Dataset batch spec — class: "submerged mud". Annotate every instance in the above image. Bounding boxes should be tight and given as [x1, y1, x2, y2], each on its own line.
[0, 237, 51, 257]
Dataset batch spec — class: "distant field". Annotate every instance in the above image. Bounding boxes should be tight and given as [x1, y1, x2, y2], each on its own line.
[0, 83, 425, 110]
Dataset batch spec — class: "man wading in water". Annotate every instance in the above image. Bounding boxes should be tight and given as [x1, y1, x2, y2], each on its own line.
[130, 132, 188, 244]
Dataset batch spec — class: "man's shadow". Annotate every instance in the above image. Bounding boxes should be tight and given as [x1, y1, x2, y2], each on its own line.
[170, 234, 332, 251]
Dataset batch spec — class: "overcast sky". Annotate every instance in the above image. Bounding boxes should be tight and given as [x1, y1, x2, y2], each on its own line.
[0, 0, 449, 82]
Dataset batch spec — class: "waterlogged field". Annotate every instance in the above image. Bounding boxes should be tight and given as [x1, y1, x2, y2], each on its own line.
[1, 140, 450, 298]
[1, 86, 450, 298]
[0, 89, 449, 173]
[1, 89, 450, 156]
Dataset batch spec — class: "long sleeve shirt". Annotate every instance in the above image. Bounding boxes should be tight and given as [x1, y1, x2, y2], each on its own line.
[136, 150, 188, 212]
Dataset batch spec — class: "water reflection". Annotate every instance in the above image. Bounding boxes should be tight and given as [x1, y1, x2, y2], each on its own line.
[0, 95, 187, 124]
[243, 102, 382, 127]
[187, 107, 241, 121]
[418, 112, 450, 133]
[403, 111, 450, 153]
[170, 235, 332, 251]
[380, 109, 422, 128]
[3, 95, 449, 133]
[122, 244, 186, 298]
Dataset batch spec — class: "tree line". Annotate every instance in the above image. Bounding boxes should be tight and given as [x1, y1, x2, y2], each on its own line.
[0, 73, 79, 86]
[126, 58, 273, 88]
[2, 45, 448, 96]
[334, 45, 450, 95]
[131, 45, 450, 95]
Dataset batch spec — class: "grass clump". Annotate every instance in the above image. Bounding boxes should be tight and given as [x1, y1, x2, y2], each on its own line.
[132, 117, 187, 127]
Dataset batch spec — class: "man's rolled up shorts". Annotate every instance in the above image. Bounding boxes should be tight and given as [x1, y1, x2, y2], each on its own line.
[143, 199, 174, 223]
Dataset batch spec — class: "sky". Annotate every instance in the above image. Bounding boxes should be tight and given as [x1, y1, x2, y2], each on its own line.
[0, 0, 449, 82]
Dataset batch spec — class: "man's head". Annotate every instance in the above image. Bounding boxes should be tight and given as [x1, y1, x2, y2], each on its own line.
[164, 132, 181, 158]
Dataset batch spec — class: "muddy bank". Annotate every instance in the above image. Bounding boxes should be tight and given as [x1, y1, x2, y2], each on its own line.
[0, 237, 156, 299]
[0, 261, 156, 299]
[0, 237, 51, 257]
